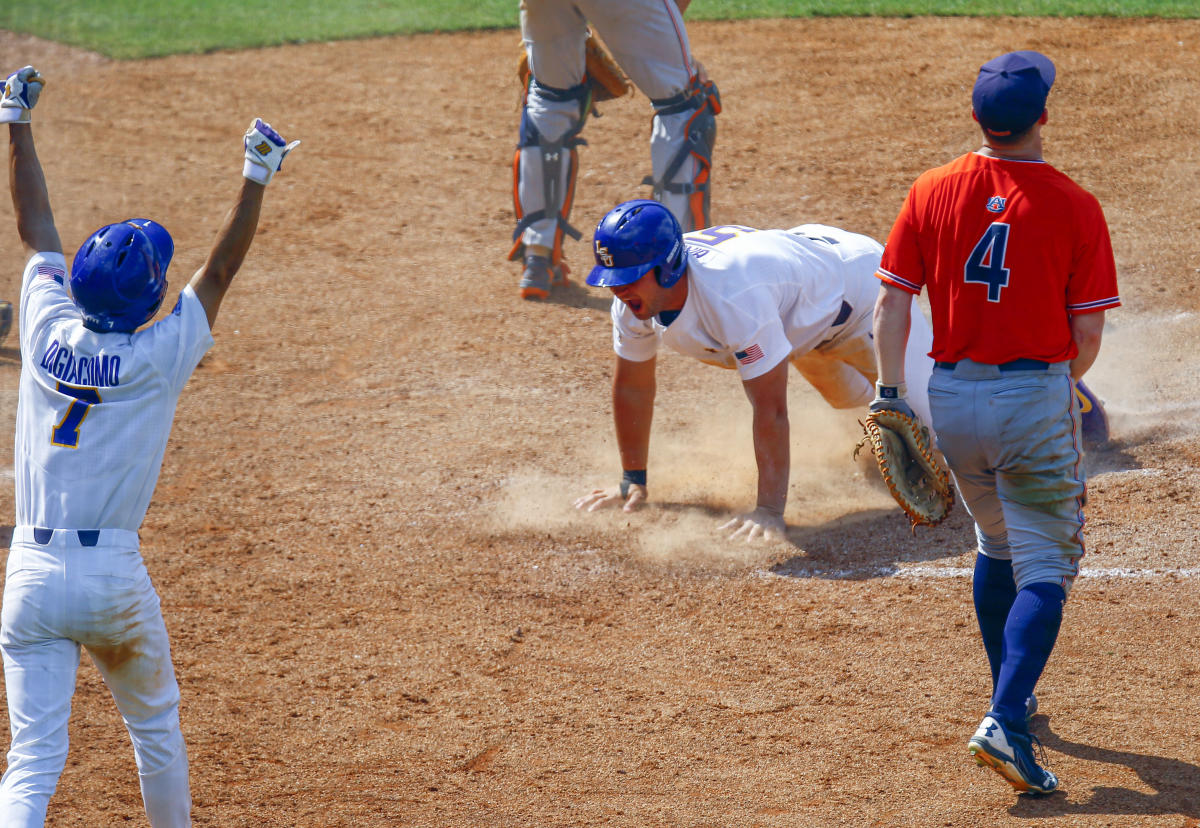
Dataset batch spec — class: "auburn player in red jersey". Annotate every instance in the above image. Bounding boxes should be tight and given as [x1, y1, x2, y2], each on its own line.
[870, 51, 1119, 796]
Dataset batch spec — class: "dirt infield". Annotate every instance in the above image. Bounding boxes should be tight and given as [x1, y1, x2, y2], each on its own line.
[1, 16, 1199, 827]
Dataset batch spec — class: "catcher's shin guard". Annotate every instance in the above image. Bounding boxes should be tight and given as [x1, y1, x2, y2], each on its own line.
[509, 80, 590, 266]
[645, 77, 721, 232]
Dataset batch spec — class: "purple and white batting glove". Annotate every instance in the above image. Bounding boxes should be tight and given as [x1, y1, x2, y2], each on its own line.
[242, 118, 300, 185]
[0, 66, 45, 124]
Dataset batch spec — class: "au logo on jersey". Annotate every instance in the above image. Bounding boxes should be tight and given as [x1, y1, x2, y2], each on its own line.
[986, 196, 1007, 213]
[595, 241, 614, 267]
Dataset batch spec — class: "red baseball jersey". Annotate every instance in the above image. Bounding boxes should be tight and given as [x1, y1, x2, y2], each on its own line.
[877, 152, 1120, 364]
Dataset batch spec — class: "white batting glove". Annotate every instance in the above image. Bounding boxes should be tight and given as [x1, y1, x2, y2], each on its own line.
[242, 118, 300, 185]
[0, 66, 45, 124]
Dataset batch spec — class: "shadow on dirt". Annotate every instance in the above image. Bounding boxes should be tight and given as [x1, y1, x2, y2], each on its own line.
[1083, 436, 1144, 477]
[1009, 716, 1200, 819]
[542, 280, 614, 312]
[769, 503, 975, 581]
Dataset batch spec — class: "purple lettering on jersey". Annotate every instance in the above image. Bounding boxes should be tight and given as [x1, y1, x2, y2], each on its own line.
[54, 348, 71, 378]
[38, 340, 121, 387]
[40, 339, 59, 371]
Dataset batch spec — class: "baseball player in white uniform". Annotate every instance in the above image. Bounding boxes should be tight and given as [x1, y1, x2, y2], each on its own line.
[0, 66, 298, 826]
[510, 0, 720, 299]
[574, 199, 935, 541]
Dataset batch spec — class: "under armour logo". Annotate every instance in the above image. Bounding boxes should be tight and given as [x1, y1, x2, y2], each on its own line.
[595, 241, 614, 267]
[986, 196, 1006, 213]
[984, 722, 998, 737]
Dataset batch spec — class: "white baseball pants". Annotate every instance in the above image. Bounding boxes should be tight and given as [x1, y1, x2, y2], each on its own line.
[0, 529, 190, 827]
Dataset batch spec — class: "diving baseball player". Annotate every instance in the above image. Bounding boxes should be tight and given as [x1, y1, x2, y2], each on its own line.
[573, 199, 937, 542]
[510, 0, 720, 299]
[1, 65, 298, 826]
[872, 51, 1119, 795]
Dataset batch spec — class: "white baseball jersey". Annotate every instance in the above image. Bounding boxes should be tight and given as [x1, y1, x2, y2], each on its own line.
[611, 224, 884, 381]
[15, 251, 213, 531]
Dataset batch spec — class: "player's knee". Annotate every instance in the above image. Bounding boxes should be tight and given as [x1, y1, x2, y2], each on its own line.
[126, 704, 186, 774]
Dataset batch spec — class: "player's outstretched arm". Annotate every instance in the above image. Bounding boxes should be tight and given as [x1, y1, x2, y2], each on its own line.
[574, 356, 656, 512]
[719, 359, 789, 542]
[190, 119, 299, 329]
[4, 66, 60, 257]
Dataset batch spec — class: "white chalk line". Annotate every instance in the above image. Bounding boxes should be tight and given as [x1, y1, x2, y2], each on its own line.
[760, 564, 1200, 581]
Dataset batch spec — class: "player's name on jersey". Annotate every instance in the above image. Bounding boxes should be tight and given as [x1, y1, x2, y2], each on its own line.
[39, 340, 121, 387]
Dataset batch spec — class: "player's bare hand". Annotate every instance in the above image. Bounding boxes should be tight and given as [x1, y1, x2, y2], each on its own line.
[719, 507, 786, 543]
[692, 58, 709, 85]
[573, 483, 646, 513]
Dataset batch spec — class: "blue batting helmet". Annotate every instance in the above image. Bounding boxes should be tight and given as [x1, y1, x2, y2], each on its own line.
[70, 221, 170, 333]
[587, 200, 687, 289]
[125, 218, 174, 277]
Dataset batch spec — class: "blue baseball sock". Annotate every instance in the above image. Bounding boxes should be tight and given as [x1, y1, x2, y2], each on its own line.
[993, 581, 1065, 729]
[972, 554, 1016, 693]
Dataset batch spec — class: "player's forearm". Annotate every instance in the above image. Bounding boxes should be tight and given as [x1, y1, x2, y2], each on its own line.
[752, 409, 790, 514]
[8, 124, 61, 256]
[1068, 311, 1104, 379]
[613, 356, 656, 471]
[873, 285, 913, 385]
[613, 385, 654, 471]
[202, 179, 265, 286]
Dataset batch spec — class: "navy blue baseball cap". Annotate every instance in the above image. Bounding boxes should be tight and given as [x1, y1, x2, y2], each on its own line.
[972, 51, 1056, 137]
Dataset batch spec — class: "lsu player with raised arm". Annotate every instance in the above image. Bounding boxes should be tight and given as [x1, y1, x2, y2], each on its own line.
[1, 65, 298, 826]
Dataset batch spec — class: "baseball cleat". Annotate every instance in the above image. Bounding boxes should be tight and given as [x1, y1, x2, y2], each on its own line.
[519, 254, 552, 300]
[519, 254, 568, 300]
[969, 713, 1058, 795]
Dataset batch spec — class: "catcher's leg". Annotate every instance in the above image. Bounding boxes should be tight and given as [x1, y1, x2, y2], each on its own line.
[644, 79, 720, 231]
[510, 82, 589, 299]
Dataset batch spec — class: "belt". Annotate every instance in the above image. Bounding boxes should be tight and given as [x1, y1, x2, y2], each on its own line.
[934, 358, 1050, 372]
[12, 526, 138, 548]
[831, 300, 852, 327]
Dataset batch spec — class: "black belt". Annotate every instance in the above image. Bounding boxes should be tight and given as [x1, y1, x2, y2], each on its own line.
[32, 528, 100, 546]
[832, 300, 852, 327]
[934, 358, 1050, 372]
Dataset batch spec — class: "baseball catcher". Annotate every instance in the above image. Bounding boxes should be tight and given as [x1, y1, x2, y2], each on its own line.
[509, 0, 719, 301]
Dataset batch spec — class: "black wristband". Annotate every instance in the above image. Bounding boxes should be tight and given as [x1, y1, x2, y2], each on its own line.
[620, 469, 647, 498]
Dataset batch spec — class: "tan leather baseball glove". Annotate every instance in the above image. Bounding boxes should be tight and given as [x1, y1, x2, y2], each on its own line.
[517, 32, 631, 104]
[856, 409, 954, 529]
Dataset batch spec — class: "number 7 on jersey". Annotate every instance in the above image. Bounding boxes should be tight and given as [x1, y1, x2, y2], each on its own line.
[52, 383, 102, 448]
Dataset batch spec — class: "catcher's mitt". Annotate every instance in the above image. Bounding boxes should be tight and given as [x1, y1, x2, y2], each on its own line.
[0, 300, 11, 347]
[855, 408, 954, 529]
[517, 32, 631, 106]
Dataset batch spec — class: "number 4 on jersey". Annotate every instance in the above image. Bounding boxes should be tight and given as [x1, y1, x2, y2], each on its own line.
[965, 222, 1011, 302]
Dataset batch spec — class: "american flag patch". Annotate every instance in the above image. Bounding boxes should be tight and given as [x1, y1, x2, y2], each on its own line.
[736, 344, 764, 365]
[36, 264, 64, 284]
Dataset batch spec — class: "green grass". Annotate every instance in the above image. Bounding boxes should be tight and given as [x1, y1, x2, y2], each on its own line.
[1, 0, 1194, 59]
